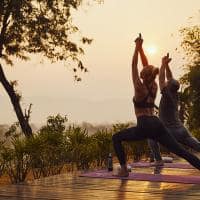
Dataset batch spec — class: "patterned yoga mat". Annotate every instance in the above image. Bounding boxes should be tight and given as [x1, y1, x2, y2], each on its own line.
[80, 170, 200, 184]
[130, 162, 194, 169]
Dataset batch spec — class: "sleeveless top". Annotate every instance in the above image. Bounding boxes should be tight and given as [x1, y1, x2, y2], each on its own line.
[133, 87, 158, 109]
[159, 87, 182, 128]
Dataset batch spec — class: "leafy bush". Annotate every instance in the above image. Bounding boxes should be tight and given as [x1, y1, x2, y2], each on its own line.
[0, 142, 5, 177]
[127, 141, 149, 162]
[192, 129, 200, 141]
[28, 114, 68, 178]
[27, 132, 68, 178]
[0, 116, 164, 184]
[65, 126, 95, 170]
[40, 114, 68, 134]
[92, 129, 113, 167]
[1, 137, 31, 183]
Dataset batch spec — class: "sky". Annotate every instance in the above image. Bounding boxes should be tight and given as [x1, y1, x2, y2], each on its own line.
[0, 0, 199, 125]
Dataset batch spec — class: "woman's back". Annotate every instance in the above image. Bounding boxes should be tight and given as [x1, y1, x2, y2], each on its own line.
[133, 81, 157, 117]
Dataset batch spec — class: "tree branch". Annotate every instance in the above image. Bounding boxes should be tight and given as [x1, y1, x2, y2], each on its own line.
[24, 103, 32, 123]
[0, 0, 13, 57]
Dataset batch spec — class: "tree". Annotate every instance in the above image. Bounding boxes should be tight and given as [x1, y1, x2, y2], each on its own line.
[0, 0, 100, 137]
[179, 25, 200, 130]
[39, 114, 68, 134]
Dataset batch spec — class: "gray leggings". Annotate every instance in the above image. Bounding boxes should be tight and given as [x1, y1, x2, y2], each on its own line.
[112, 116, 200, 170]
[148, 126, 200, 161]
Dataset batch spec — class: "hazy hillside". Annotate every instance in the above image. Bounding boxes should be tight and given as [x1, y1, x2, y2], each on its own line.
[0, 121, 136, 138]
[0, 96, 137, 125]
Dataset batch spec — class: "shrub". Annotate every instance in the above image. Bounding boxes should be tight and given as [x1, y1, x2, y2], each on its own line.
[127, 141, 149, 162]
[65, 126, 95, 170]
[92, 129, 113, 167]
[0, 142, 6, 177]
[1, 137, 31, 183]
[192, 129, 200, 140]
[27, 131, 68, 178]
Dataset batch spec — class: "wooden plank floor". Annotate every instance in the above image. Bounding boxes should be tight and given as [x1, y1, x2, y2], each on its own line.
[0, 167, 199, 200]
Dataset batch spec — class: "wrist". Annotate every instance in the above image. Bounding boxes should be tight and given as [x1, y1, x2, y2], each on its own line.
[135, 46, 140, 52]
[161, 64, 166, 68]
[138, 47, 143, 52]
[136, 46, 142, 52]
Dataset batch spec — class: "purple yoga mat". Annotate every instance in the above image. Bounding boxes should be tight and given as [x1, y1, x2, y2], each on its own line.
[80, 170, 200, 184]
[130, 162, 194, 169]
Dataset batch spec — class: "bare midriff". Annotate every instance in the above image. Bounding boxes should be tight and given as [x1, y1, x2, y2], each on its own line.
[134, 107, 155, 118]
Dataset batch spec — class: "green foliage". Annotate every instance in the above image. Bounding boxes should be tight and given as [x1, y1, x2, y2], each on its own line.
[25, 135, 43, 179]
[4, 122, 21, 138]
[127, 141, 149, 162]
[179, 25, 200, 130]
[0, 0, 101, 80]
[40, 114, 68, 134]
[180, 25, 200, 64]
[92, 129, 113, 167]
[29, 114, 68, 178]
[0, 117, 165, 184]
[1, 138, 31, 183]
[112, 122, 131, 132]
[28, 132, 67, 178]
[0, 142, 6, 177]
[65, 125, 95, 170]
[191, 129, 200, 141]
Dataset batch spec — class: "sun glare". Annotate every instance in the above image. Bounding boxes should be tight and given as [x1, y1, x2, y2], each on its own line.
[146, 45, 157, 55]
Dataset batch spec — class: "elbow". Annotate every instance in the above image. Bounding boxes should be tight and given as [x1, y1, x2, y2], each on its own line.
[132, 62, 137, 69]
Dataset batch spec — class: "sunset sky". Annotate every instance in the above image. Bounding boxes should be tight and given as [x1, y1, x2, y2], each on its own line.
[0, 0, 199, 125]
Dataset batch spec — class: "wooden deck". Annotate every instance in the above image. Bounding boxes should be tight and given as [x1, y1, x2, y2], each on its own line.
[0, 167, 199, 200]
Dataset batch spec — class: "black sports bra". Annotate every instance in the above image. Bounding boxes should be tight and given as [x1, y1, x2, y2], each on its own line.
[133, 89, 158, 109]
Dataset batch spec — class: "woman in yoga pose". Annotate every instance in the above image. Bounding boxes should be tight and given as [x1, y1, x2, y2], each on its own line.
[112, 34, 200, 177]
[148, 57, 200, 165]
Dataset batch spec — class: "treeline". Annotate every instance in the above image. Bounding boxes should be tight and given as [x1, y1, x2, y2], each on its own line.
[0, 114, 199, 184]
[179, 25, 200, 131]
[0, 114, 153, 184]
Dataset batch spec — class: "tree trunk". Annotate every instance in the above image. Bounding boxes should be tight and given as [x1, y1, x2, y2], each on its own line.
[0, 64, 32, 137]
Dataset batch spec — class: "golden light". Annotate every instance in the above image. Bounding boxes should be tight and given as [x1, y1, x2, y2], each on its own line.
[146, 45, 157, 55]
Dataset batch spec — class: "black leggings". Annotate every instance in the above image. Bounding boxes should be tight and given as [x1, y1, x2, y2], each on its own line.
[112, 116, 200, 170]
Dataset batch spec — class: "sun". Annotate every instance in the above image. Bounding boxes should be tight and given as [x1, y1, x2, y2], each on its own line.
[146, 45, 157, 55]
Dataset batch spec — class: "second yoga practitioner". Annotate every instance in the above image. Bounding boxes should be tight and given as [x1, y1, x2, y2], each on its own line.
[112, 34, 200, 177]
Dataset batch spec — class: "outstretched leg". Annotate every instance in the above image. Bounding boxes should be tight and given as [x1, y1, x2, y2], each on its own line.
[157, 128, 200, 170]
[183, 136, 200, 152]
[173, 127, 200, 152]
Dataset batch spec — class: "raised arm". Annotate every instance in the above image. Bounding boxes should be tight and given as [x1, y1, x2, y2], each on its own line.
[165, 64, 173, 81]
[132, 37, 143, 90]
[159, 53, 172, 91]
[136, 33, 149, 67]
[132, 46, 141, 89]
[139, 46, 149, 67]
[159, 59, 166, 91]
